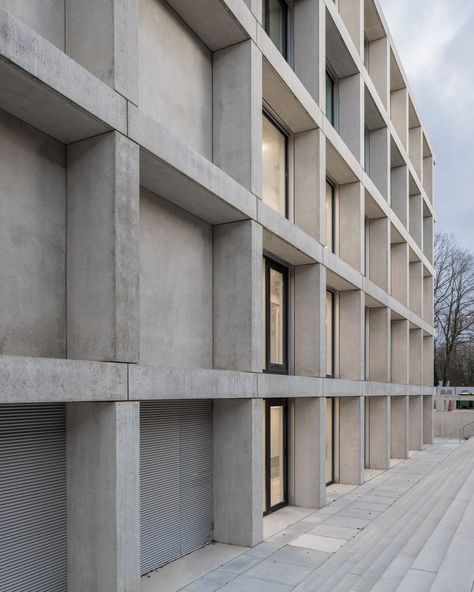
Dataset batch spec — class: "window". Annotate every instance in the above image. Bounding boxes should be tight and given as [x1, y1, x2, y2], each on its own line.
[326, 180, 335, 252]
[264, 258, 288, 374]
[262, 112, 288, 217]
[263, 0, 288, 59]
[326, 67, 338, 127]
[326, 290, 335, 377]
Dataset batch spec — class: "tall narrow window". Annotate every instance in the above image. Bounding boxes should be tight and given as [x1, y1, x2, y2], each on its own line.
[326, 290, 335, 377]
[262, 112, 288, 217]
[263, 0, 288, 59]
[326, 180, 335, 252]
[326, 67, 337, 127]
[264, 258, 288, 374]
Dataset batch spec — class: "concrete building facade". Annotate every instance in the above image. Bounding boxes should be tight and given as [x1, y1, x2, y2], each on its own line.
[0, 0, 435, 590]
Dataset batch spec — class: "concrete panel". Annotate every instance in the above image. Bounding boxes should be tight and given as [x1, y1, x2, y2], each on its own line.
[138, 0, 212, 158]
[367, 217, 390, 291]
[368, 36, 389, 108]
[339, 290, 364, 381]
[391, 242, 409, 306]
[409, 194, 423, 248]
[339, 396, 364, 485]
[67, 402, 140, 592]
[368, 127, 390, 199]
[391, 395, 409, 459]
[67, 132, 139, 363]
[0, 0, 64, 49]
[391, 88, 408, 149]
[0, 110, 66, 358]
[409, 126, 423, 179]
[339, 0, 364, 54]
[423, 395, 433, 444]
[213, 40, 262, 195]
[423, 275, 434, 326]
[294, 398, 326, 508]
[391, 319, 409, 384]
[339, 181, 363, 272]
[140, 188, 212, 369]
[409, 261, 423, 318]
[423, 336, 434, 387]
[339, 74, 363, 161]
[391, 165, 408, 227]
[409, 328, 423, 386]
[433, 410, 474, 440]
[367, 396, 390, 470]
[423, 216, 434, 264]
[409, 395, 423, 450]
[213, 220, 263, 372]
[368, 308, 390, 383]
[213, 399, 263, 547]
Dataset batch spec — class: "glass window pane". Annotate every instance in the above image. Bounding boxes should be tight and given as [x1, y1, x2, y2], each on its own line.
[326, 181, 334, 252]
[270, 405, 285, 507]
[326, 398, 333, 484]
[269, 268, 284, 365]
[262, 401, 267, 511]
[326, 71, 334, 124]
[267, 0, 286, 56]
[326, 291, 334, 377]
[262, 115, 286, 216]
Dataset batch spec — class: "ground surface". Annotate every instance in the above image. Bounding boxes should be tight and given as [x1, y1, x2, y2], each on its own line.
[143, 439, 474, 592]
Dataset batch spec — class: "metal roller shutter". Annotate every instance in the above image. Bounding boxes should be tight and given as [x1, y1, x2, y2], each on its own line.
[0, 404, 67, 592]
[140, 401, 213, 575]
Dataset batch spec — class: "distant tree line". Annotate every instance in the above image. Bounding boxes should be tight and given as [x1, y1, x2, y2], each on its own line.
[434, 232, 474, 386]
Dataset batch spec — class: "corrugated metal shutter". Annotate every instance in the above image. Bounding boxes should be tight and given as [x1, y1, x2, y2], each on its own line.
[140, 401, 213, 575]
[0, 404, 67, 592]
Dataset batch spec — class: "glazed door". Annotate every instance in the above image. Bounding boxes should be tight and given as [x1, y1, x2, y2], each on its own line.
[263, 400, 288, 514]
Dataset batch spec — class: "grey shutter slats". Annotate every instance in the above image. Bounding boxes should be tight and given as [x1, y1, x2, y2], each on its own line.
[140, 401, 213, 575]
[0, 404, 67, 592]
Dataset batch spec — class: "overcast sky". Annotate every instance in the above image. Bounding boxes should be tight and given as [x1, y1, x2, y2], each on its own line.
[379, 0, 474, 252]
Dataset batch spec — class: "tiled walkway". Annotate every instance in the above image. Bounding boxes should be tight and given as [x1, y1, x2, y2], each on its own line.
[143, 439, 474, 592]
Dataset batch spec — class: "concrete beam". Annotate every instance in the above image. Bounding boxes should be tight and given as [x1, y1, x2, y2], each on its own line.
[339, 396, 364, 485]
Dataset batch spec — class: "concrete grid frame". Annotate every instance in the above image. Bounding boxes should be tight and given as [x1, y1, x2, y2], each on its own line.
[0, 0, 435, 590]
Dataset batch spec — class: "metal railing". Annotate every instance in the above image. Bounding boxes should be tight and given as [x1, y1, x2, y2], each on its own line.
[459, 420, 474, 442]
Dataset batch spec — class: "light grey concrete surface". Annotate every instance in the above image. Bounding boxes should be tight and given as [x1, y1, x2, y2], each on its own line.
[391, 395, 409, 459]
[0, 0, 64, 48]
[434, 410, 474, 439]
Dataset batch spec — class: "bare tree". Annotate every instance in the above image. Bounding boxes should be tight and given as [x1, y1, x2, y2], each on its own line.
[434, 232, 474, 385]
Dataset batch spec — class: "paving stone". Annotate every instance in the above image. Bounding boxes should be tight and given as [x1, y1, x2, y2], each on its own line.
[271, 545, 331, 568]
[246, 542, 281, 559]
[221, 554, 262, 574]
[289, 533, 346, 553]
[308, 524, 360, 541]
[218, 575, 293, 592]
[246, 557, 314, 586]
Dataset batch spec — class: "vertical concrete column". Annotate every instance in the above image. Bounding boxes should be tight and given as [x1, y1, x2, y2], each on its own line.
[423, 336, 434, 386]
[368, 37, 390, 109]
[409, 194, 423, 248]
[391, 88, 408, 149]
[410, 328, 423, 386]
[340, 290, 364, 380]
[213, 399, 263, 547]
[66, 0, 138, 102]
[368, 308, 390, 383]
[423, 216, 434, 264]
[391, 395, 409, 459]
[67, 132, 139, 362]
[391, 319, 409, 384]
[423, 276, 434, 326]
[294, 0, 325, 105]
[295, 128, 326, 242]
[369, 127, 390, 199]
[390, 165, 408, 227]
[295, 264, 326, 377]
[423, 156, 434, 202]
[409, 126, 423, 180]
[213, 40, 262, 195]
[340, 74, 364, 162]
[339, 396, 364, 485]
[213, 220, 262, 372]
[339, 0, 364, 54]
[67, 402, 140, 592]
[339, 182, 364, 272]
[243, 0, 262, 23]
[423, 395, 434, 445]
[409, 395, 423, 451]
[294, 398, 326, 508]
[367, 217, 390, 291]
[391, 242, 409, 306]
[409, 261, 423, 318]
[367, 396, 391, 470]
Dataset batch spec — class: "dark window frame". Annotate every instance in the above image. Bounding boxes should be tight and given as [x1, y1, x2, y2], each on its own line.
[264, 257, 289, 375]
[263, 0, 289, 60]
[325, 63, 339, 129]
[326, 289, 336, 379]
[326, 178, 336, 253]
[262, 108, 289, 219]
[264, 398, 289, 515]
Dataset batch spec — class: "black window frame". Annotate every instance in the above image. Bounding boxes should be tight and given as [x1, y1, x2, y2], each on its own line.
[262, 108, 289, 219]
[326, 289, 336, 379]
[264, 257, 289, 375]
[325, 64, 339, 129]
[263, 0, 289, 60]
[264, 398, 288, 515]
[326, 178, 336, 253]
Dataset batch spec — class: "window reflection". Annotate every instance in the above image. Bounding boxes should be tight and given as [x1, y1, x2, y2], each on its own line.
[269, 268, 284, 365]
[270, 405, 285, 507]
[262, 114, 287, 217]
[264, 0, 288, 58]
[264, 258, 288, 374]
[326, 290, 334, 377]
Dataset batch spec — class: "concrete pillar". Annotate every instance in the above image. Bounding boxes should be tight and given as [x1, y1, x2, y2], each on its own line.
[339, 182, 364, 272]
[368, 126, 390, 199]
[66, 0, 138, 102]
[423, 156, 434, 202]
[423, 335, 434, 386]
[243, 0, 262, 23]
[423, 395, 434, 445]
[391, 395, 409, 459]
[391, 242, 409, 306]
[423, 216, 434, 264]
[339, 396, 364, 485]
[67, 402, 140, 592]
[295, 264, 326, 377]
[409, 126, 423, 180]
[423, 275, 434, 326]
[409, 395, 423, 451]
[367, 396, 391, 470]
[339, 0, 364, 54]
[340, 74, 364, 162]
[213, 399, 263, 547]
[390, 165, 408, 227]
[294, 0, 325, 106]
[295, 128, 326, 242]
[410, 328, 423, 386]
[367, 217, 390, 291]
[391, 88, 408, 149]
[294, 398, 326, 508]
[340, 290, 364, 380]
[368, 307, 390, 383]
[391, 319, 409, 384]
[409, 261, 423, 318]
[213, 220, 262, 372]
[213, 40, 262, 195]
[409, 194, 423, 249]
[67, 131, 139, 362]
[368, 37, 389, 109]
